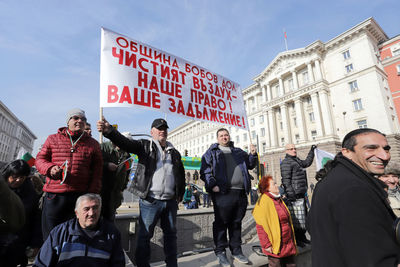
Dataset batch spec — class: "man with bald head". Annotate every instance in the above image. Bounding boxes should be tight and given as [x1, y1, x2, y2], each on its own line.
[280, 143, 316, 247]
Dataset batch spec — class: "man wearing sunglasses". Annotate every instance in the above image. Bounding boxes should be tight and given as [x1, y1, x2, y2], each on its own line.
[36, 108, 103, 240]
[280, 143, 316, 247]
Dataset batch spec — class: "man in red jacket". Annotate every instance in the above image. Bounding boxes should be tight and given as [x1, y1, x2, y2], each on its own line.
[36, 108, 103, 240]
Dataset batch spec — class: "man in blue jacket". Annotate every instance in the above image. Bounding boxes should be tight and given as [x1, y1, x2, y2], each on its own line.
[200, 128, 257, 266]
[34, 193, 125, 267]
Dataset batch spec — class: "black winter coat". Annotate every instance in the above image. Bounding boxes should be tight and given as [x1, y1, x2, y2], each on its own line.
[280, 148, 314, 199]
[0, 178, 42, 265]
[104, 129, 185, 202]
[308, 155, 400, 267]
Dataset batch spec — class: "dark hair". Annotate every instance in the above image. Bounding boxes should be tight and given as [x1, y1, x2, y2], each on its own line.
[216, 128, 229, 137]
[259, 175, 273, 194]
[1, 159, 31, 180]
[342, 128, 384, 151]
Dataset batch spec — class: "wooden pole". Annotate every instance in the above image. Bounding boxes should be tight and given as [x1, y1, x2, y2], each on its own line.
[99, 107, 103, 144]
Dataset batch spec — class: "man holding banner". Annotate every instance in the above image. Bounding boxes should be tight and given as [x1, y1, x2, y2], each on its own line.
[100, 132, 132, 221]
[97, 117, 185, 267]
[200, 128, 257, 266]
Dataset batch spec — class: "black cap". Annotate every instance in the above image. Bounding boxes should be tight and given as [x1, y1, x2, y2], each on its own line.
[151, 118, 169, 129]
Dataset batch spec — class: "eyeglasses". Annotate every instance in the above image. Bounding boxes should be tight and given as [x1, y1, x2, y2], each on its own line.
[71, 116, 87, 122]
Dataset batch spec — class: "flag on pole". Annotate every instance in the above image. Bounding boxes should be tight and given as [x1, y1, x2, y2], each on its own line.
[21, 152, 35, 167]
[315, 148, 335, 171]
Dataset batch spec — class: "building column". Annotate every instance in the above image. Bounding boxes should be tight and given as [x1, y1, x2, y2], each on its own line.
[307, 62, 315, 83]
[280, 103, 291, 144]
[267, 108, 277, 148]
[294, 97, 306, 142]
[318, 89, 334, 135]
[314, 59, 323, 80]
[254, 95, 259, 109]
[262, 85, 267, 102]
[279, 77, 284, 96]
[292, 70, 298, 90]
[267, 84, 272, 100]
[311, 92, 324, 137]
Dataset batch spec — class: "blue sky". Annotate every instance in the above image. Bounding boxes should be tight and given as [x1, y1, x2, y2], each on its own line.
[1, 0, 399, 156]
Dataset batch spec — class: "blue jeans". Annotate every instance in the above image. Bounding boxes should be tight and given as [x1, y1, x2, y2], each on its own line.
[135, 197, 178, 267]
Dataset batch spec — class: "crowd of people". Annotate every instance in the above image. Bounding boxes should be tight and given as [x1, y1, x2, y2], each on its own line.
[2, 107, 400, 266]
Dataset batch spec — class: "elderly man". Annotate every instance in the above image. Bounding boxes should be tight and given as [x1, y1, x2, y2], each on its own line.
[34, 193, 125, 267]
[200, 128, 257, 266]
[97, 117, 185, 267]
[36, 108, 103, 240]
[280, 143, 316, 246]
[308, 128, 400, 266]
[379, 162, 400, 216]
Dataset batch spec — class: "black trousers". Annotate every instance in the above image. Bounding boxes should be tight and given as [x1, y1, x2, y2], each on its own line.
[41, 192, 82, 240]
[211, 189, 248, 255]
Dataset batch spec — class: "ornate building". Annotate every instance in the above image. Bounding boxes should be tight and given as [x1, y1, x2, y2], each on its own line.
[169, 17, 400, 183]
[0, 101, 36, 163]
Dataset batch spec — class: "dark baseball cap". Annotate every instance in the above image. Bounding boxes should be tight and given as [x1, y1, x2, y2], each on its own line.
[151, 118, 169, 129]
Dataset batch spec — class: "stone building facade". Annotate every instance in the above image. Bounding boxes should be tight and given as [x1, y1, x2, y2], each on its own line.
[0, 101, 36, 163]
[169, 18, 400, 187]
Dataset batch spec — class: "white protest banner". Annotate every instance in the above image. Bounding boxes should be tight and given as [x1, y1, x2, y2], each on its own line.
[100, 28, 248, 130]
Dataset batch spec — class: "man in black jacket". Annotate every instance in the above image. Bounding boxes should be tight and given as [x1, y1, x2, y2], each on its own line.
[280, 143, 316, 246]
[308, 128, 400, 267]
[97, 117, 185, 267]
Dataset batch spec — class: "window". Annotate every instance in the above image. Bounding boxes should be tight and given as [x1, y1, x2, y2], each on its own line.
[276, 85, 281, 96]
[343, 50, 351, 60]
[262, 142, 266, 152]
[261, 128, 265, 137]
[303, 72, 309, 84]
[252, 130, 256, 139]
[311, 130, 317, 140]
[236, 136, 240, 143]
[397, 65, 400, 75]
[288, 79, 294, 90]
[259, 115, 264, 123]
[349, 80, 358, 92]
[306, 96, 312, 105]
[393, 49, 400, 57]
[309, 112, 315, 122]
[357, 119, 367, 128]
[281, 137, 285, 146]
[243, 133, 247, 142]
[250, 98, 255, 111]
[293, 117, 297, 127]
[345, 64, 354, 73]
[353, 99, 363, 111]
[280, 121, 283, 129]
[295, 134, 300, 143]
[250, 118, 255, 126]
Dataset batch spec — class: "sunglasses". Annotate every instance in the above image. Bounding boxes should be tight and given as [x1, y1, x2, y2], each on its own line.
[287, 148, 296, 151]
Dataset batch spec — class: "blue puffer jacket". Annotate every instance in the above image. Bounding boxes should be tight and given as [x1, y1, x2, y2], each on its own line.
[33, 218, 125, 267]
[200, 142, 257, 194]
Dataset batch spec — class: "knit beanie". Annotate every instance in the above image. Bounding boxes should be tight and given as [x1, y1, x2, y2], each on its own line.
[66, 108, 86, 124]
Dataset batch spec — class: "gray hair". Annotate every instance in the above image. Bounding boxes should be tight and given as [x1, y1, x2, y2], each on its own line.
[75, 193, 102, 211]
[383, 162, 400, 176]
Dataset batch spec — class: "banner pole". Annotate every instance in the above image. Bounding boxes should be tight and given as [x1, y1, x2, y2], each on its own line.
[99, 107, 103, 144]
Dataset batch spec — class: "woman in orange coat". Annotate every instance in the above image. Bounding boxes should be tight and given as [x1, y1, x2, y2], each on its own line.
[252, 176, 297, 267]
